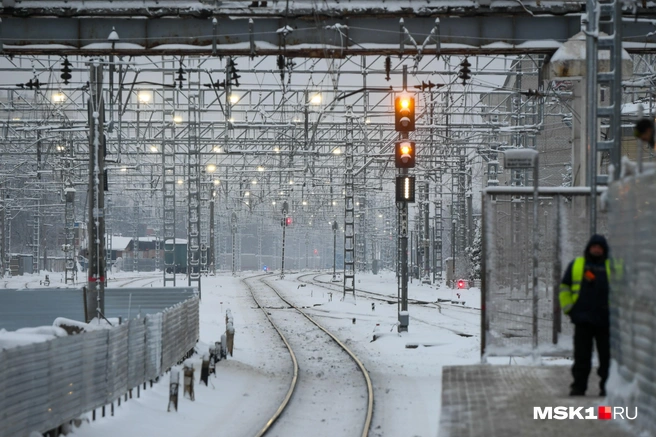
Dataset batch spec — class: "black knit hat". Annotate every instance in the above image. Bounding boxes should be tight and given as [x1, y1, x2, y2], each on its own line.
[634, 118, 655, 149]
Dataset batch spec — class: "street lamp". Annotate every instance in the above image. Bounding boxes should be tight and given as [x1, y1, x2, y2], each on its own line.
[52, 92, 66, 104]
[137, 91, 152, 104]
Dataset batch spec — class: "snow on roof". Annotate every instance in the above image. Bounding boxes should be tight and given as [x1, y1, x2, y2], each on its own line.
[107, 235, 170, 250]
[621, 102, 651, 116]
[550, 31, 631, 63]
[109, 236, 132, 251]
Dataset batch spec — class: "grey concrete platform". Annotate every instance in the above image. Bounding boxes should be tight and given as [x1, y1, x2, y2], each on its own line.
[439, 365, 637, 437]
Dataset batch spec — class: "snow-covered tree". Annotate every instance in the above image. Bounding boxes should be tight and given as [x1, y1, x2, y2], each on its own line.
[466, 219, 482, 280]
[561, 163, 572, 187]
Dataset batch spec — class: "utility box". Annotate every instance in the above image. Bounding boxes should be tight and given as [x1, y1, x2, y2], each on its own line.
[398, 311, 409, 328]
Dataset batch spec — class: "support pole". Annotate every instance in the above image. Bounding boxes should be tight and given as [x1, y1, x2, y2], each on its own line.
[0, 186, 4, 278]
[209, 189, 215, 275]
[398, 184, 409, 332]
[398, 64, 409, 332]
[585, 0, 598, 235]
[332, 221, 338, 281]
[281, 201, 288, 279]
[532, 156, 540, 360]
[86, 59, 106, 323]
[281, 218, 287, 279]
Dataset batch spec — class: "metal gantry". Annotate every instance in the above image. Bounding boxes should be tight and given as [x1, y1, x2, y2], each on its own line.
[0, 38, 650, 290]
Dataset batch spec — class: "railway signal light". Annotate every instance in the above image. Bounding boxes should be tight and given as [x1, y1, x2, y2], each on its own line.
[394, 95, 415, 132]
[395, 175, 415, 203]
[395, 141, 415, 168]
[281, 217, 293, 227]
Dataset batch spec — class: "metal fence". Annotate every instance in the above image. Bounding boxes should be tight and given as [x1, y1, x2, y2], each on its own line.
[0, 287, 197, 331]
[607, 170, 656, 435]
[481, 187, 607, 359]
[0, 296, 199, 437]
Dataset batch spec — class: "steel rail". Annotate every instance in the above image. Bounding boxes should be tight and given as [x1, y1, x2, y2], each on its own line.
[298, 272, 480, 313]
[245, 273, 374, 437]
[241, 274, 299, 437]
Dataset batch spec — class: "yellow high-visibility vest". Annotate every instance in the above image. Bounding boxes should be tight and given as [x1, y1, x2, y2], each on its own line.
[559, 257, 612, 314]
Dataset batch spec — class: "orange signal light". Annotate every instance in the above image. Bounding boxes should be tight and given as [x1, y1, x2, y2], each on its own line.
[394, 96, 415, 132]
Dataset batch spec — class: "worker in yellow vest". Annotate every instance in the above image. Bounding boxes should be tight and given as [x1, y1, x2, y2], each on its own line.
[559, 234, 611, 397]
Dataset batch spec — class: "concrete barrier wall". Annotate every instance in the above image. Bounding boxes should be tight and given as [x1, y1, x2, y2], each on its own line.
[607, 170, 656, 434]
[0, 296, 199, 437]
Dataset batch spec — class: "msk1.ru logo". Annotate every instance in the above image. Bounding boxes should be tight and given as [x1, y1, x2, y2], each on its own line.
[533, 406, 638, 420]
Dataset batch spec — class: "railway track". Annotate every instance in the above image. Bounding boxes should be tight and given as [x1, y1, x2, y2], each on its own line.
[298, 272, 480, 314]
[242, 274, 374, 437]
[295, 273, 478, 336]
[113, 274, 160, 288]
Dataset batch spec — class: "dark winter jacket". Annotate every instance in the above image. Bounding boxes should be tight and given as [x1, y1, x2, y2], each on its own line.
[560, 234, 610, 327]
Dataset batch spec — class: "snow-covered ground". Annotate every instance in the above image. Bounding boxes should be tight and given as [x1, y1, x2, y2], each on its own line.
[1, 269, 574, 436]
[54, 269, 481, 437]
[0, 269, 163, 290]
[270, 271, 481, 437]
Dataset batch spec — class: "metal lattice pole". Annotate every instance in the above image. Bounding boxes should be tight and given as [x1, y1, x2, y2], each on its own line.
[64, 178, 76, 284]
[187, 90, 202, 295]
[162, 135, 176, 286]
[231, 211, 237, 276]
[85, 60, 106, 322]
[343, 108, 356, 298]
[133, 194, 139, 272]
[422, 182, 431, 283]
